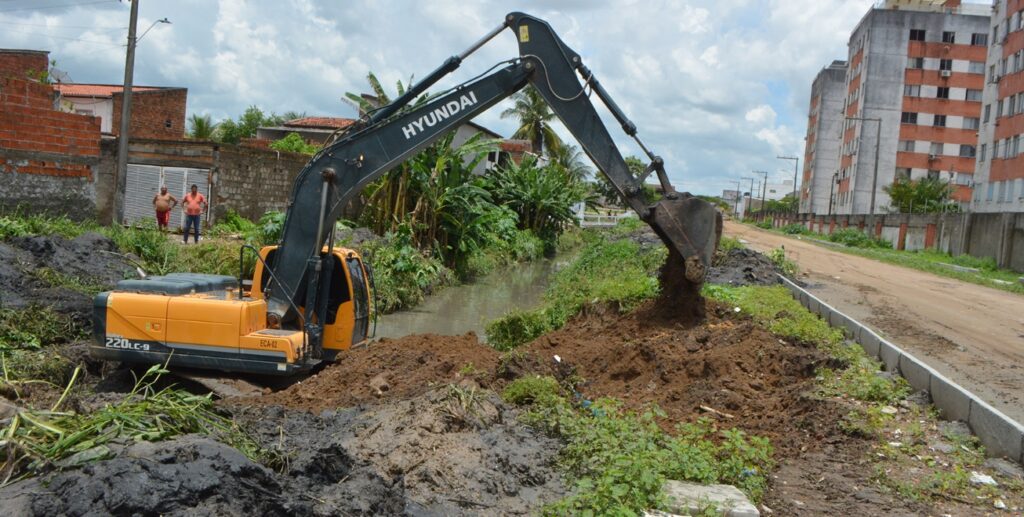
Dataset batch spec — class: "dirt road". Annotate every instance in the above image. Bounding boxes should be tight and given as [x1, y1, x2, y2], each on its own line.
[725, 220, 1024, 425]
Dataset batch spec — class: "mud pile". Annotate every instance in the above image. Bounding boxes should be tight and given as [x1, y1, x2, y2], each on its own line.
[256, 333, 500, 412]
[707, 247, 782, 286]
[0, 232, 136, 324]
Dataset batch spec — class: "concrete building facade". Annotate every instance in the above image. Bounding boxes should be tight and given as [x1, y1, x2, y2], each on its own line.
[819, 1, 990, 215]
[801, 60, 848, 214]
[972, 0, 1024, 212]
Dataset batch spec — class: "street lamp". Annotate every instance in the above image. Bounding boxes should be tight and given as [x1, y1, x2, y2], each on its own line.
[777, 155, 799, 212]
[845, 116, 882, 215]
[137, 17, 171, 43]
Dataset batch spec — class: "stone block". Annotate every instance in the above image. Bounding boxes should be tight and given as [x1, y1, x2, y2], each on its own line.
[968, 399, 1024, 461]
[877, 339, 901, 373]
[929, 372, 972, 422]
[859, 329, 882, 358]
[898, 352, 933, 393]
[662, 480, 760, 517]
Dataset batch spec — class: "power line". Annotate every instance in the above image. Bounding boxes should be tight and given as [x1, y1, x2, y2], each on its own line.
[0, 0, 117, 13]
[2, 26, 123, 47]
[0, 20, 126, 31]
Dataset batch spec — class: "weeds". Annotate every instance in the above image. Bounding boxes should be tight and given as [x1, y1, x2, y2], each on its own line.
[362, 232, 451, 314]
[780, 223, 810, 235]
[0, 306, 84, 351]
[819, 357, 910, 404]
[486, 237, 663, 349]
[0, 363, 282, 485]
[839, 406, 893, 438]
[827, 228, 890, 249]
[0, 212, 94, 240]
[767, 247, 798, 277]
[32, 268, 106, 296]
[755, 220, 773, 230]
[718, 236, 745, 254]
[502, 377, 773, 515]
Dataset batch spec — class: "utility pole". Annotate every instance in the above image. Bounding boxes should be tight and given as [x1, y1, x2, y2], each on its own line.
[114, 0, 139, 225]
[732, 180, 742, 217]
[753, 170, 768, 212]
[777, 155, 799, 212]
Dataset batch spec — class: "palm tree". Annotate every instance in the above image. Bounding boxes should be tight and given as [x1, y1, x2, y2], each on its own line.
[500, 85, 562, 155]
[187, 114, 218, 140]
[547, 143, 590, 181]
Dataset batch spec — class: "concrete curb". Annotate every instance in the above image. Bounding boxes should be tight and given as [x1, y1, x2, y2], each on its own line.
[777, 274, 1024, 465]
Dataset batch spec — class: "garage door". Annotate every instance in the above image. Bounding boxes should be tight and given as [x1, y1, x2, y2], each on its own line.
[124, 164, 211, 230]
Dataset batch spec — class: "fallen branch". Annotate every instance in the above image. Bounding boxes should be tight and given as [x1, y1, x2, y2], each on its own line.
[699, 405, 735, 419]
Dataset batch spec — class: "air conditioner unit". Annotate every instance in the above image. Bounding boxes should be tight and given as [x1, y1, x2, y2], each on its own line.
[941, 70, 953, 78]
[928, 153, 939, 160]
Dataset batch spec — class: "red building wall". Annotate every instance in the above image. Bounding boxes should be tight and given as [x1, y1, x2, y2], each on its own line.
[111, 88, 187, 139]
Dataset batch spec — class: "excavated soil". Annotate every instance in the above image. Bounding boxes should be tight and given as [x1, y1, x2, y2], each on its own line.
[707, 247, 782, 286]
[255, 333, 501, 411]
[0, 232, 136, 326]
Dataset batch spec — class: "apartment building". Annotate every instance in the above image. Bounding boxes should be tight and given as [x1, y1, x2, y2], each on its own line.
[973, 0, 1024, 211]
[807, 0, 990, 215]
[801, 61, 848, 214]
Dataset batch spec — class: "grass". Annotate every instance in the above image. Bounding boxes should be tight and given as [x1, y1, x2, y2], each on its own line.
[502, 376, 773, 515]
[748, 221, 1024, 295]
[0, 306, 85, 351]
[486, 230, 665, 350]
[0, 363, 283, 485]
[32, 268, 107, 296]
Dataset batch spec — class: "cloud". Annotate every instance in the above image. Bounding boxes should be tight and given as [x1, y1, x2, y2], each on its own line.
[0, 0, 876, 195]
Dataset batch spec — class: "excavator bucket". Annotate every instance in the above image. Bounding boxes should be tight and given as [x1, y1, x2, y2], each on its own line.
[647, 195, 723, 287]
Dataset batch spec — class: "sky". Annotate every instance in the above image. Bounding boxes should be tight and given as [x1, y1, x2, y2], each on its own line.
[0, 0, 882, 195]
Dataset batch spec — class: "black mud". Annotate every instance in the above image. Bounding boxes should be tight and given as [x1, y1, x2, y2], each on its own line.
[0, 387, 565, 516]
[707, 247, 782, 286]
[0, 232, 136, 325]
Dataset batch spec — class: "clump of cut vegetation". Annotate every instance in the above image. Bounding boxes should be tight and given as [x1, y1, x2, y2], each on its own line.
[0, 306, 84, 351]
[502, 376, 773, 515]
[0, 364, 281, 485]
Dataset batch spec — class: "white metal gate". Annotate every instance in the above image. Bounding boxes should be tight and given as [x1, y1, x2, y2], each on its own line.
[124, 164, 211, 230]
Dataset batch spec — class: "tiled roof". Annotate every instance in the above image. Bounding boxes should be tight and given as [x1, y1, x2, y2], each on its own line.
[284, 117, 355, 129]
[55, 84, 160, 97]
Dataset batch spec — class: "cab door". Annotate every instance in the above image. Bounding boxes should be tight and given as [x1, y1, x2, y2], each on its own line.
[345, 256, 370, 345]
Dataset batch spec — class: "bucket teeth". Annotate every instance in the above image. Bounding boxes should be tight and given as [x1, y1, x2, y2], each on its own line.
[647, 195, 723, 285]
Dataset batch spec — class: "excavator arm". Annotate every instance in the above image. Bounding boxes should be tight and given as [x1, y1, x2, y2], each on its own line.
[265, 12, 722, 354]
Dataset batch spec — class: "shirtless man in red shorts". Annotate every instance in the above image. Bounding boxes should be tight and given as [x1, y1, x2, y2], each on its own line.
[152, 186, 178, 231]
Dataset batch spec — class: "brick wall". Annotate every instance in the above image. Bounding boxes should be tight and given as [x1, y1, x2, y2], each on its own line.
[0, 76, 101, 219]
[0, 50, 48, 79]
[111, 88, 187, 139]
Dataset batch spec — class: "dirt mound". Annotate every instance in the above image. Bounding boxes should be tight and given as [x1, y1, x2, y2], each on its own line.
[707, 247, 781, 286]
[517, 301, 835, 453]
[254, 333, 500, 412]
[0, 232, 136, 326]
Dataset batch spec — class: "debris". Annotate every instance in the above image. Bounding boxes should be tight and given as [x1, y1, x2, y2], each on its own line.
[969, 471, 998, 486]
[994, 499, 1007, 510]
[662, 480, 760, 517]
[700, 405, 736, 419]
[368, 373, 390, 395]
[880, 405, 898, 415]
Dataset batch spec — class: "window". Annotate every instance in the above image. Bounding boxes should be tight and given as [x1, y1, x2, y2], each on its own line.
[963, 117, 980, 130]
[898, 140, 915, 152]
[933, 114, 947, 127]
[930, 142, 943, 156]
[972, 33, 988, 46]
[959, 144, 976, 158]
[1015, 136, 1021, 156]
[939, 59, 952, 71]
[968, 61, 985, 74]
[1011, 95, 1017, 115]
[942, 31, 955, 43]
[998, 99, 1005, 117]
[1006, 138, 1013, 158]
[901, 112, 918, 124]
[980, 143, 987, 161]
[910, 29, 926, 41]
[956, 173, 972, 186]
[966, 89, 982, 102]
[991, 64, 998, 82]
[928, 170, 940, 180]
[895, 168, 912, 181]
[908, 57, 925, 69]
[904, 84, 921, 96]
[984, 104, 991, 123]
[987, 182, 994, 202]
[994, 140, 1001, 158]
[937, 87, 950, 99]
[999, 181, 1006, 202]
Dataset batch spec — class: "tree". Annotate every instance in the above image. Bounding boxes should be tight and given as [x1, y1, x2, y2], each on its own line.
[500, 85, 562, 155]
[215, 106, 290, 144]
[270, 132, 318, 154]
[547, 143, 590, 181]
[883, 177, 957, 213]
[187, 114, 218, 140]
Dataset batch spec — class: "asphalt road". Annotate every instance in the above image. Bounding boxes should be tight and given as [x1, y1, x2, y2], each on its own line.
[725, 220, 1024, 425]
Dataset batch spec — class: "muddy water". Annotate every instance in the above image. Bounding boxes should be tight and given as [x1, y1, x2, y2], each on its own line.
[373, 257, 566, 341]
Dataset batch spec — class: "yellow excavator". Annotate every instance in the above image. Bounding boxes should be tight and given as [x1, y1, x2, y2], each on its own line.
[89, 12, 723, 375]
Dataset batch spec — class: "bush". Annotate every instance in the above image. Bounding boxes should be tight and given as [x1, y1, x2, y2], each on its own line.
[828, 228, 890, 249]
[718, 236, 744, 254]
[780, 223, 809, 235]
[755, 220, 773, 230]
[363, 233, 450, 314]
[767, 247, 798, 277]
[0, 212, 93, 240]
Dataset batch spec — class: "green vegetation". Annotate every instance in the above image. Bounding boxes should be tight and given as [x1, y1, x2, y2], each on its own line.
[827, 228, 890, 249]
[269, 132, 319, 155]
[360, 232, 450, 314]
[214, 106, 304, 145]
[718, 236, 744, 254]
[486, 229, 664, 350]
[32, 268, 106, 296]
[766, 247, 798, 277]
[502, 376, 773, 514]
[0, 212, 92, 240]
[187, 114, 218, 140]
[0, 364, 281, 485]
[501, 85, 563, 155]
[883, 177, 959, 214]
[0, 306, 84, 351]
